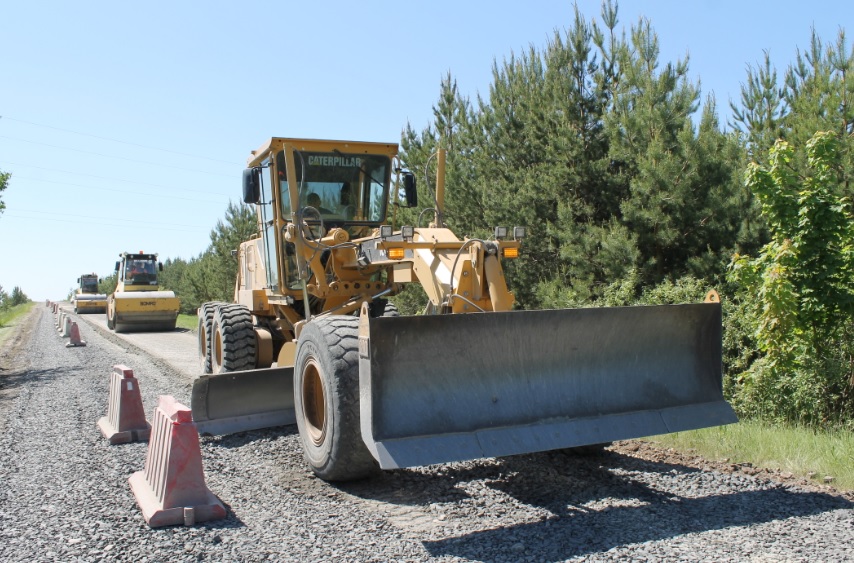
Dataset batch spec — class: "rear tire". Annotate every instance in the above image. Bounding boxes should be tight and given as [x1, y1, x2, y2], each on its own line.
[198, 301, 225, 374]
[294, 316, 379, 481]
[210, 304, 256, 373]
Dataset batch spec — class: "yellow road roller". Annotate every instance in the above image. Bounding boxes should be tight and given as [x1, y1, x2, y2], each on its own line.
[106, 251, 180, 333]
[72, 273, 107, 314]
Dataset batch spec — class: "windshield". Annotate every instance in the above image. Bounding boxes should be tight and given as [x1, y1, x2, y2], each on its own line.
[124, 258, 158, 285]
[80, 277, 98, 293]
[276, 150, 390, 223]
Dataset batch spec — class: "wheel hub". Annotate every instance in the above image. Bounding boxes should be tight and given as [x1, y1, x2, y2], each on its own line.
[302, 358, 326, 446]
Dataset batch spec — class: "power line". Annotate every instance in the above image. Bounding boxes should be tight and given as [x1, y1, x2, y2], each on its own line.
[4, 160, 233, 197]
[1, 212, 204, 233]
[0, 135, 234, 178]
[13, 207, 210, 229]
[13, 175, 232, 204]
[0, 115, 242, 166]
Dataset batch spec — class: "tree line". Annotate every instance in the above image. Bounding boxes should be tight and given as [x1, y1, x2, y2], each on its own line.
[0, 285, 29, 311]
[395, 1, 853, 429]
[89, 1, 851, 429]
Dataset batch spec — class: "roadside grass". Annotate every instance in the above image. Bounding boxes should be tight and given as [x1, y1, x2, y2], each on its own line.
[650, 419, 854, 491]
[0, 302, 37, 346]
[0, 302, 36, 328]
[177, 314, 197, 331]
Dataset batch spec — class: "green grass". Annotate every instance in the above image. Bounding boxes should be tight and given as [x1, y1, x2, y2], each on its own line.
[0, 301, 36, 328]
[650, 419, 854, 491]
[177, 313, 198, 331]
[0, 302, 37, 346]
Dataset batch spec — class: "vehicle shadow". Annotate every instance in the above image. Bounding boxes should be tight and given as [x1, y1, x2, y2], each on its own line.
[201, 425, 299, 450]
[339, 448, 853, 561]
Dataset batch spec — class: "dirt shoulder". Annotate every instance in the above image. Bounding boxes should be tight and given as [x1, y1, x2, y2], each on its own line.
[0, 304, 42, 432]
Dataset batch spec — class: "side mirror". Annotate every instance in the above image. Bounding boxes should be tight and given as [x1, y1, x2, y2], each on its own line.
[158, 262, 164, 272]
[403, 172, 417, 207]
[243, 168, 261, 204]
[114, 261, 120, 272]
[77, 277, 81, 283]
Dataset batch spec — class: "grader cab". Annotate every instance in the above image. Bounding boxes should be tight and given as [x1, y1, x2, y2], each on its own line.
[191, 137, 736, 481]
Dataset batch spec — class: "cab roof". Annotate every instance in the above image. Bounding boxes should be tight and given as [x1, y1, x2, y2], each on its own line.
[247, 137, 399, 168]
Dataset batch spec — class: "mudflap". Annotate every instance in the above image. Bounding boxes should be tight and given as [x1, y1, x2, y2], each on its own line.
[358, 302, 736, 470]
[191, 367, 296, 436]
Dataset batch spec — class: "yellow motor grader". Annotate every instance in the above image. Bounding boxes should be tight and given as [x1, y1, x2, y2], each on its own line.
[191, 137, 736, 481]
[72, 273, 107, 314]
[106, 252, 180, 333]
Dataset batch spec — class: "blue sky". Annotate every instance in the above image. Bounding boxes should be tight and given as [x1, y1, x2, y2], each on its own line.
[1, 1, 849, 301]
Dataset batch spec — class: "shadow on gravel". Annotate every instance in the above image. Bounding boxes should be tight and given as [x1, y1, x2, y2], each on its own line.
[190, 501, 247, 532]
[202, 425, 299, 449]
[337, 449, 665, 510]
[418, 449, 854, 562]
[0, 366, 76, 394]
[339, 465, 480, 505]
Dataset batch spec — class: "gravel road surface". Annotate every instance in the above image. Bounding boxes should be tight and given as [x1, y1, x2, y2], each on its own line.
[0, 304, 852, 562]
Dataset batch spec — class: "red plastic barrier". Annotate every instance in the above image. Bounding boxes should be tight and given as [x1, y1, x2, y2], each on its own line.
[128, 395, 225, 527]
[97, 365, 148, 443]
[66, 321, 86, 347]
[61, 316, 72, 338]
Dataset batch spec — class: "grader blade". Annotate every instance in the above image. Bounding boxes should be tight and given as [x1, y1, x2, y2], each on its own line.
[358, 302, 735, 470]
[191, 367, 295, 435]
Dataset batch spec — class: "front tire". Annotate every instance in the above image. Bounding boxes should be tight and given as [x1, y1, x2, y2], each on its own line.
[210, 304, 256, 373]
[294, 316, 378, 481]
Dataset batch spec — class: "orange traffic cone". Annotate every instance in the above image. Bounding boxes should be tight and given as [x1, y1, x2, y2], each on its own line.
[129, 395, 225, 527]
[97, 365, 147, 443]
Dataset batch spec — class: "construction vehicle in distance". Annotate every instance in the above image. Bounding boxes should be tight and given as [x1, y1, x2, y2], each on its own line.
[72, 273, 107, 314]
[106, 252, 180, 333]
[191, 137, 737, 482]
